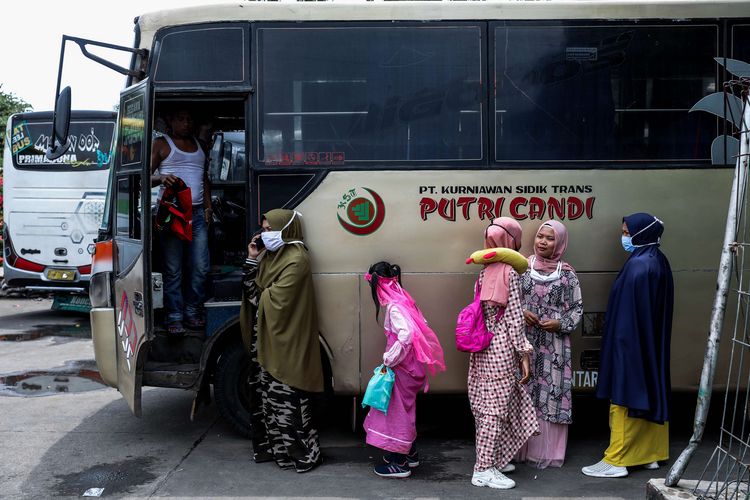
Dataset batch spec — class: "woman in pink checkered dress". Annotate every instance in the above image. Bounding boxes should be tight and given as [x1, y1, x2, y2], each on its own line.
[468, 217, 540, 490]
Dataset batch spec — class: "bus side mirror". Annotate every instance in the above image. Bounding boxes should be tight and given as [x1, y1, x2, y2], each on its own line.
[46, 86, 72, 161]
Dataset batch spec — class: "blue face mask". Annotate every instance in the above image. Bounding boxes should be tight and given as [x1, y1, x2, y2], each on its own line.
[621, 235, 635, 253]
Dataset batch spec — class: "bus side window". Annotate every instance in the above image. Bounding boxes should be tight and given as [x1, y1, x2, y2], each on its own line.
[494, 24, 718, 162]
[257, 25, 484, 164]
[116, 174, 142, 240]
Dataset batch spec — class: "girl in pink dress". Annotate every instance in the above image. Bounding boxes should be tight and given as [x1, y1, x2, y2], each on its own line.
[363, 261, 445, 478]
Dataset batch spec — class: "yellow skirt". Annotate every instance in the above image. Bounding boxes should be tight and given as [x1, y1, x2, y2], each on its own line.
[603, 404, 669, 467]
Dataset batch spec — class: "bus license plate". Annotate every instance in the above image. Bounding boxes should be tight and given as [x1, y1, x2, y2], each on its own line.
[47, 269, 75, 281]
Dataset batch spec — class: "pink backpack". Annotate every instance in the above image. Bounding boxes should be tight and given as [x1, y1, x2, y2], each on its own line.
[455, 281, 504, 353]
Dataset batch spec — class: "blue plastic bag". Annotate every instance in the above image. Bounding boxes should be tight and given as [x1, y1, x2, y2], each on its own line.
[361, 364, 395, 414]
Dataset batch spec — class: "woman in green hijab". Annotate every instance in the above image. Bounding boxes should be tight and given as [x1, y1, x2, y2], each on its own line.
[241, 209, 323, 473]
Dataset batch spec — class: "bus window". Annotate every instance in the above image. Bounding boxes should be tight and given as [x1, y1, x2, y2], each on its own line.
[115, 174, 141, 241]
[11, 123, 115, 171]
[732, 24, 750, 63]
[257, 24, 484, 164]
[153, 26, 246, 84]
[115, 177, 130, 238]
[494, 24, 718, 163]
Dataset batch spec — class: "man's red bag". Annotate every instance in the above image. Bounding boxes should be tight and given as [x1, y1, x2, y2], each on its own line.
[155, 177, 193, 241]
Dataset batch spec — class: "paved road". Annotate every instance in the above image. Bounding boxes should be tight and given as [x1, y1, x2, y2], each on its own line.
[0, 298, 719, 499]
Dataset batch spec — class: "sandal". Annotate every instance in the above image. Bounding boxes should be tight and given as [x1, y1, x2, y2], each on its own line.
[166, 322, 185, 335]
[185, 317, 206, 330]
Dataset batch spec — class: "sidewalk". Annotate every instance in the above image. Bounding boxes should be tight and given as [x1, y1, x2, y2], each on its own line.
[0, 298, 725, 498]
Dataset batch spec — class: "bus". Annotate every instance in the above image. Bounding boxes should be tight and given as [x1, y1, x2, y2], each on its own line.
[4, 111, 116, 293]
[48, 1, 749, 435]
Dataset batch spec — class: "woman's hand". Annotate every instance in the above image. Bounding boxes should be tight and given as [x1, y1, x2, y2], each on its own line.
[539, 319, 561, 332]
[248, 234, 262, 259]
[519, 353, 531, 384]
[204, 207, 213, 224]
[523, 310, 540, 326]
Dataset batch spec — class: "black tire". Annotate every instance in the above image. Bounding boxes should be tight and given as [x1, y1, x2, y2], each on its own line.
[214, 341, 253, 438]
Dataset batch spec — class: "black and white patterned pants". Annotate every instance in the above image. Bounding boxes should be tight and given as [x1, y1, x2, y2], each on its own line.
[248, 325, 321, 472]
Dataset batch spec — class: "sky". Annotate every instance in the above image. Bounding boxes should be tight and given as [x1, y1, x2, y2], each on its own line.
[0, 0, 228, 112]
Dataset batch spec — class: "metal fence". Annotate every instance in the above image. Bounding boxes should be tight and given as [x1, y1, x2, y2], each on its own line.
[667, 74, 750, 498]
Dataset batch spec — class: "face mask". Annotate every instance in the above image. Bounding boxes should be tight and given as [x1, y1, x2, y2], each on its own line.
[621, 235, 636, 253]
[261, 230, 285, 252]
[261, 211, 302, 252]
[528, 257, 562, 283]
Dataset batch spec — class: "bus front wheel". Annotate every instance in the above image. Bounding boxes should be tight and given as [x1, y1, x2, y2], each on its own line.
[214, 341, 253, 438]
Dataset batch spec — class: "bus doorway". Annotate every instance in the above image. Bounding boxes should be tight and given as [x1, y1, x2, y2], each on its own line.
[145, 97, 251, 431]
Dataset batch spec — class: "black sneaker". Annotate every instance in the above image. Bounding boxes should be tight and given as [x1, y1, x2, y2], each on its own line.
[252, 450, 274, 464]
[295, 456, 322, 473]
[383, 449, 419, 468]
[374, 461, 411, 478]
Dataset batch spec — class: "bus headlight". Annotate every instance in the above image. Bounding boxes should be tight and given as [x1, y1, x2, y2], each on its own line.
[89, 272, 112, 308]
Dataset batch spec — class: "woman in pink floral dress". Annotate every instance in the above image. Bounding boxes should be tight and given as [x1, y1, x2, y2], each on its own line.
[517, 220, 582, 469]
[468, 217, 539, 490]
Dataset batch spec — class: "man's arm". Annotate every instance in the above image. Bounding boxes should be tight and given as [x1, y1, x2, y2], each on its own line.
[150, 137, 176, 187]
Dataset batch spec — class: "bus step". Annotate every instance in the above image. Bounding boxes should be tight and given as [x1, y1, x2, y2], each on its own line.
[142, 362, 200, 389]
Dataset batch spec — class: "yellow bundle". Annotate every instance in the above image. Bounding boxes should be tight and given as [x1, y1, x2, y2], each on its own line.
[465, 247, 528, 274]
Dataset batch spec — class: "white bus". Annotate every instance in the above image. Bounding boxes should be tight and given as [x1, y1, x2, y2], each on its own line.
[3, 111, 116, 292]
[47, 1, 749, 435]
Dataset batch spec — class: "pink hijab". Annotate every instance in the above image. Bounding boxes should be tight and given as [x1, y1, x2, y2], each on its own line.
[480, 217, 523, 306]
[530, 220, 575, 273]
[367, 275, 446, 376]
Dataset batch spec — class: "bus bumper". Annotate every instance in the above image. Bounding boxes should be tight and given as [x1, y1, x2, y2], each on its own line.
[3, 263, 89, 291]
[91, 307, 117, 387]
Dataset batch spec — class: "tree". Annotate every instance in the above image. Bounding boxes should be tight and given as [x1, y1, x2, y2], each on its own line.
[0, 85, 32, 222]
[0, 85, 32, 169]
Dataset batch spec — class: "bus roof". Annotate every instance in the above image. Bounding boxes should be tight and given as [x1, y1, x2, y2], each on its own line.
[137, 0, 750, 49]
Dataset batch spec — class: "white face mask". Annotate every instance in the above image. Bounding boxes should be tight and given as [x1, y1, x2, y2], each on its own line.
[261, 230, 285, 252]
[261, 211, 303, 252]
[528, 256, 562, 283]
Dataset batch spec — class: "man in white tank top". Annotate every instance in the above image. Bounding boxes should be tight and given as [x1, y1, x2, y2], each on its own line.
[151, 109, 211, 334]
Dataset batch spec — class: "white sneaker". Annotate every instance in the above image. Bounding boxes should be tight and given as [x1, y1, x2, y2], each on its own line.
[581, 460, 628, 478]
[643, 461, 660, 470]
[471, 468, 516, 489]
[499, 463, 516, 473]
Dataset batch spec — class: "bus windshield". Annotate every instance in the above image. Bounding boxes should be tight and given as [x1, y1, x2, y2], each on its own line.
[10, 116, 115, 171]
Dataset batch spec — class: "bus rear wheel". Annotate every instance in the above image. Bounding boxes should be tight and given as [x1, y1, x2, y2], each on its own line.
[214, 341, 253, 438]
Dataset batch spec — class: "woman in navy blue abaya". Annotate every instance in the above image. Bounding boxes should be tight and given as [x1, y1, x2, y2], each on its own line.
[582, 213, 673, 478]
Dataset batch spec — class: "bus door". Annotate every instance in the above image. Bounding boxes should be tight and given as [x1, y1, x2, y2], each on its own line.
[112, 80, 153, 415]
